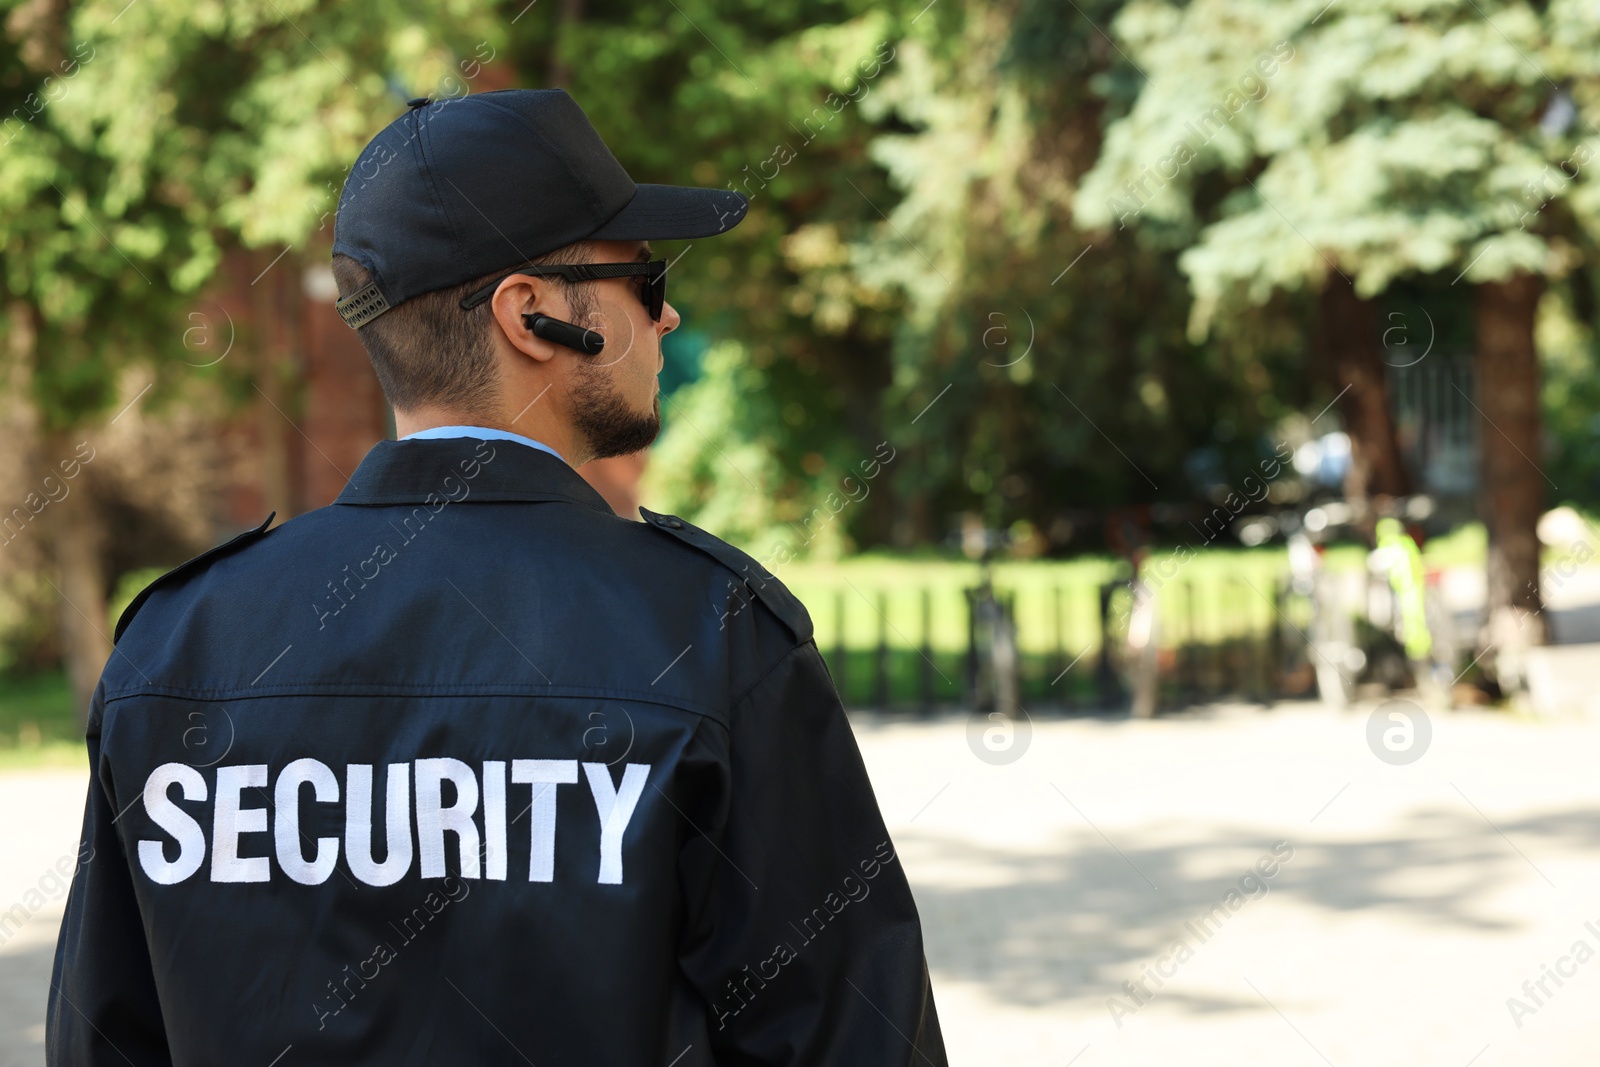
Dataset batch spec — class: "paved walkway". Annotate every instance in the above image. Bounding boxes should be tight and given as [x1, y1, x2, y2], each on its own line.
[858, 702, 1600, 1065]
[4, 703, 1599, 1065]
[0, 770, 86, 1067]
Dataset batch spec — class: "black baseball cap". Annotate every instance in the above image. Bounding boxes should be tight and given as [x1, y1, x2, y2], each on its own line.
[332, 89, 748, 329]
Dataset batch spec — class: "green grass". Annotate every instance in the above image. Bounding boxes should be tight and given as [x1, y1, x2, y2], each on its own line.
[782, 547, 1302, 659]
[783, 554, 1119, 656]
[0, 672, 85, 770]
[774, 524, 1600, 706]
[1418, 523, 1488, 568]
[779, 548, 1304, 706]
[782, 525, 1583, 653]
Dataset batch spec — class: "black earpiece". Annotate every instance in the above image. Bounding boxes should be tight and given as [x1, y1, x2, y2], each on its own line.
[522, 312, 605, 356]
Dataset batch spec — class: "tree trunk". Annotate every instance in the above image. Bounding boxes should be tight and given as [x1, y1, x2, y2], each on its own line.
[46, 427, 112, 720]
[9, 300, 108, 721]
[1319, 278, 1411, 515]
[548, 0, 585, 86]
[1475, 274, 1546, 675]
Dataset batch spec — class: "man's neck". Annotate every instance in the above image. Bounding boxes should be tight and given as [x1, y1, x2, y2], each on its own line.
[392, 404, 489, 439]
[394, 404, 585, 464]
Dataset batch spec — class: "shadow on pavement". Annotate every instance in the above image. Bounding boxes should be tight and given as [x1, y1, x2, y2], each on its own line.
[907, 803, 1600, 1012]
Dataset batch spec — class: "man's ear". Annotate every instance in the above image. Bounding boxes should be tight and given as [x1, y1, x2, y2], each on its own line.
[490, 275, 560, 364]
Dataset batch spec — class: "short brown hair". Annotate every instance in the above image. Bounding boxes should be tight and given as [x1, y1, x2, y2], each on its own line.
[331, 243, 595, 413]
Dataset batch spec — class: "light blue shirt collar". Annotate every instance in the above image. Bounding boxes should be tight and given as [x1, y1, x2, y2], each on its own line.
[399, 425, 568, 466]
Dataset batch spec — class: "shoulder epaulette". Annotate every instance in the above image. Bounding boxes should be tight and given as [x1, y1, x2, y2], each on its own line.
[114, 513, 276, 643]
[638, 508, 813, 644]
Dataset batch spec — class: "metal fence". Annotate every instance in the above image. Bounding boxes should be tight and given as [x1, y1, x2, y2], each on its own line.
[808, 573, 1320, 712]
[1389, 355, 1478, 497]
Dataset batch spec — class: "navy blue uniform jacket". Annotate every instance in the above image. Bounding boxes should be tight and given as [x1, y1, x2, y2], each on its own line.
[47, 437, 945, 1066]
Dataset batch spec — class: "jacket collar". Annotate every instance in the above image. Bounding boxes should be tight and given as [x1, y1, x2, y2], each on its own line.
[334, 438, 616, 514]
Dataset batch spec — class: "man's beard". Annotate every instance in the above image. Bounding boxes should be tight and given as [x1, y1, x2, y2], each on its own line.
[571, 359, 661, 460]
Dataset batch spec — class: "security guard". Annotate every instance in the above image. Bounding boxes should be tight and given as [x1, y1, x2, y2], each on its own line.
[49, 89, 946, 1065]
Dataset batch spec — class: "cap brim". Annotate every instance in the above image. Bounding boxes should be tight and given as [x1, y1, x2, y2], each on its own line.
[587, 183, 749, 243]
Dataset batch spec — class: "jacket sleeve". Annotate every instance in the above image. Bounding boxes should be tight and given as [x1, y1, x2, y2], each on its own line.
[48, 698, 172, 1067]
[676, 641, 946, 1066]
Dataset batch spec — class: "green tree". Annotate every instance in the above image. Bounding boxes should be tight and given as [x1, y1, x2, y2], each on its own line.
[537, 1, 923, 550]
[829, 0, 1307, 550]
[1080, 0, 1600, 663]
[3, 2, 212, 707]
[5, 0, 937, 697]
[1, 0, 503, 707]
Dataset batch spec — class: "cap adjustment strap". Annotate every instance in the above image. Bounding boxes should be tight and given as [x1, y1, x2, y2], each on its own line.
[335, 282, 391, 329]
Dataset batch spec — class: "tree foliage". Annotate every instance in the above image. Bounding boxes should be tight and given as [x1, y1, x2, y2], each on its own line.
[1079, 0, 1600, 330]
[7, 0, 1600, 568]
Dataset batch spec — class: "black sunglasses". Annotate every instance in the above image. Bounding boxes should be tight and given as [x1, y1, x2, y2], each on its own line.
[459, 259, 668, 321]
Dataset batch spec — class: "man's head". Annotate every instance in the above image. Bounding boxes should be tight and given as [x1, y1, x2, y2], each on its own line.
[331, 236, 676, 464]
[330, 89, 745, 465]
